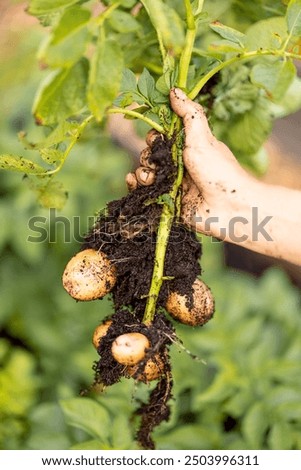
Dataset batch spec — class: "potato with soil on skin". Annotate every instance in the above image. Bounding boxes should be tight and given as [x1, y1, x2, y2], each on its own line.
[92, 320, 112, 349]
[166, 278, 215, 326]
[111, 332, 150, 366]
[62, 249, 116, 301]
[126, 353, 165, 382]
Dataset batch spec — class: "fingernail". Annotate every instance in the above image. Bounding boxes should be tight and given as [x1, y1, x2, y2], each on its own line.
[173, 88, 187, 100]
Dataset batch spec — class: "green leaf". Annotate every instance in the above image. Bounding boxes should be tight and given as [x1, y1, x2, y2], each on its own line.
[28, 0, 80, 16]
[286, 0, 301, 37]
[120, 68, 137, 93]
[33, 58, 89, 125]
[71, 440, 103, 450]
[140, 0, 185, 54]
[270, 76, 301, 117]
[157, 424, 219, 450]
[209, 39, 244, 53]
[35, 179, 68, 210]
[39, 33, 89, 68]
[245, 17, 287, 50]
[109, 10, 140, 33]
[268, 422, 294, 450]
[226, 99, 273, 156]
[137, 68, 155, 100]
[196, 368, 237, 405]
[18, 121, 79, 150]
[60, 398, 111, 442]
[112, 415, 134, 449]
[0, 155, 46, 174]
[242, 402, 269, 449]
[51, 7, 91, 44]
[88, 38, 123, 121]
[192, 0, 205, 16]
[39, 148, 64, 165]
[210, 21, 245, 47]
[27, 403, 70, 450]
[241, 146, 269, 176]
[251, 60, 296, 102]
[38, 7, 91, 67]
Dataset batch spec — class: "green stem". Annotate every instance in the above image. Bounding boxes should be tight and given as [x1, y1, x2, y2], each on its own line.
[43, 115, 94, 176]
[178, 0, 196, 88]
[189, 49, 301, 99]
[170, 1, 196, 137]
[143, 204, 174, 325]
[93, 2, 121, 26]
[107, 108, 164, 133]
[142, 137, 183, 325]
[142, 1, 196, 324]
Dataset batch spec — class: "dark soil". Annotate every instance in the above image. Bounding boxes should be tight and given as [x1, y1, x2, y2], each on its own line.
[83, 135, 204, 449]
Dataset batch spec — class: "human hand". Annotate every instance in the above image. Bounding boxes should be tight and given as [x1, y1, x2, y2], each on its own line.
[126, 88, 256, 240]
[169, 88, 257, 238]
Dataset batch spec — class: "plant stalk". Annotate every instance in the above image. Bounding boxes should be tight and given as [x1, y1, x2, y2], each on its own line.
[142, 137, 183, 325]
[44, 115, 94, 176]
[142, 1, 195, 324]
[107, 108, 164, 134]
[189, 49, 301, 99]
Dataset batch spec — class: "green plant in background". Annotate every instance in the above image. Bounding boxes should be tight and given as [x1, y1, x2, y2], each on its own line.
[1, 0, 301, 450]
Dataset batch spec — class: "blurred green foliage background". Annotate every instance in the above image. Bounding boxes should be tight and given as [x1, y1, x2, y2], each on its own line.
[1, 1, 301, 451]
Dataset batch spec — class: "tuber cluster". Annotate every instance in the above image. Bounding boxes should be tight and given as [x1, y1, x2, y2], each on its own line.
[62, 130, 215, 449]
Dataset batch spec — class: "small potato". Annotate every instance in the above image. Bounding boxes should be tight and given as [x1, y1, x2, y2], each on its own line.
[135, 167, 156, 186]
[125, 172, 138, 191]
[92, 320, 112, 349]
[139, 148, 156, 170]
[166, 278, 214, 326]
[126, 354, 164, 382]
[62, 249, 116, 301]
[146, 129, 160, 147]
[111, 332, 150, 366]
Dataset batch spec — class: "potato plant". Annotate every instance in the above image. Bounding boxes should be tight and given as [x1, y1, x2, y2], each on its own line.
[2, 0, 301, 449]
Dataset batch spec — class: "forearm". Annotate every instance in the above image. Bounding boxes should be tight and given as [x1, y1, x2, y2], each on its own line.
[208, 178, 301, 265]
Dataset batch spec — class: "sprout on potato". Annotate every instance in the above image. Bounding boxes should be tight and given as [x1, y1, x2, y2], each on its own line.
[166, 278, 214, 326]
[62, 249, 116, 301]
[111, 332, 150, 366]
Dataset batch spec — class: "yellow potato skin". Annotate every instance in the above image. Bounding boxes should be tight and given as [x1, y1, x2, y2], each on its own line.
[62, 249, 116, 301]
[111, 332, 150, 366]
[166, 278, 215, 326]
[126, 354, 164, 382]
[92, 320, 112, 349]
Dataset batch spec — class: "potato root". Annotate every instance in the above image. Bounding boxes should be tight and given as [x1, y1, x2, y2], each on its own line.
[111, 332, 150, 366]
[166, 278, 214, 326]
[62, 249, 116, 301]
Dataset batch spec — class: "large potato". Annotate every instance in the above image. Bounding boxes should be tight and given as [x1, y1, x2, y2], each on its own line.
[166, 278, 214, 326]
[62, 249, 116, 301]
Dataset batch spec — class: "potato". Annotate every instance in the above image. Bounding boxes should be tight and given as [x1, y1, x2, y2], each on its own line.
[92, 320, 112, 349]
[135, 167, 156, 186]
[111, 332, 150, 366]
[126, 354, 164, 382]
[166, 278, 214, 326]
[146, 129, 160, 147]
[139, 148, 156, 170]
[62, 249, 116, 301]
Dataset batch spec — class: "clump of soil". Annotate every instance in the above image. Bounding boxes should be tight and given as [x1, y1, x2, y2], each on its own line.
[83, 135, 204, 449]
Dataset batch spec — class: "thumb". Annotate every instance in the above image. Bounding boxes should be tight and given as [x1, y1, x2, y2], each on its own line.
[169, 88, 214, 144]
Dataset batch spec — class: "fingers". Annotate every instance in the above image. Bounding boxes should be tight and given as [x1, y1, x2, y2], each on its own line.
[170, 88, 215, 145]
[126, 132, 160, 191]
